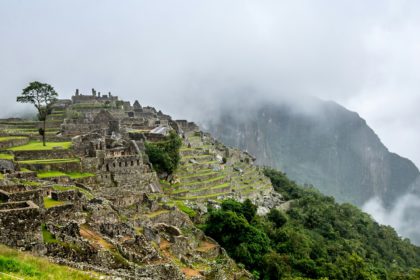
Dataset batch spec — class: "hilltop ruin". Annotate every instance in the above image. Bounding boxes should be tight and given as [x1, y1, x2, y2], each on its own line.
[0, 89, 283, 279]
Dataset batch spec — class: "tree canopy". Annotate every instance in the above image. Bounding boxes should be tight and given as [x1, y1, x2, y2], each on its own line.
[16, 81, 58, 145]
[202, 168, 420, 279]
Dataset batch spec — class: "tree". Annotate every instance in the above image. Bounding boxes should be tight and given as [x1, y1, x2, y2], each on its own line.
[17, 81, 58, 146]
[145, 131, 182, 175]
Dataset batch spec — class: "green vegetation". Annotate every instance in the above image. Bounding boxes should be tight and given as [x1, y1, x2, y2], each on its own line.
[37, 171, 94, 180]
[0, 173, 4, 180]
[41, 224, 58, 244]
[43, 197, 66, 208]
[0, 136, 27, 142]
[175, 201, 197, 219]
[19, 158, 80, 165]
[37, 171, 67, 178]
[66, 172, 95, 179]
[202, 168, 420, 279]
[145, 131, 182, 174]
[0, 244, 98, 279]
[9, 141, 72, 151]
[16, 81, 59, 146]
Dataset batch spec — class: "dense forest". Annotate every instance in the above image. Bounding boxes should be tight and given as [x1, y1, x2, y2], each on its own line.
[202, 168, 420, 279]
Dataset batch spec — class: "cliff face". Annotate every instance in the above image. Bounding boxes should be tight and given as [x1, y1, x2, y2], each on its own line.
[206, 99, 420, 207]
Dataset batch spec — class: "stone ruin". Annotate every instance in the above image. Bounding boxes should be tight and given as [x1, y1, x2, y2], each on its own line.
[0, 89, 259, 279]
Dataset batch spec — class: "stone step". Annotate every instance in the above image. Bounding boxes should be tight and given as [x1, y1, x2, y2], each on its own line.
[178, 171, 222, 183]
[172, 183, 231, 198]
[180, 154, 215, 164]
[176, 189, 233, 201]
[177, 175, 227, 191]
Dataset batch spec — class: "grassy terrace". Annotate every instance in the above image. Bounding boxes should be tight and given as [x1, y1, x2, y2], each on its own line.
[43, 197, 66, 208]
[172, 182, 230, 195]
[8, 141, 72, 151]
[179, 175, 226, 187]
[178, 191, 228, 201]
[18, 158, 80, 165]
[0, 153, 14, 160]
[0, 136, 27, 142]
[0, 244, 98, 280]
[37, 171, 94, 179]
[183, 160, 219, 167]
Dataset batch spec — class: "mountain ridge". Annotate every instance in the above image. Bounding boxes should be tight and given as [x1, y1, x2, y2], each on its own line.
[205, 98, 420, 207]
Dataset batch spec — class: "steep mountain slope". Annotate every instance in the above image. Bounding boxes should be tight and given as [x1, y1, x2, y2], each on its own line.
[205, 99, 420, 207]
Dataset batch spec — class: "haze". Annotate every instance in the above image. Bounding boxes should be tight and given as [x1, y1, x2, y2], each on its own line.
[1, 0, 419, 168]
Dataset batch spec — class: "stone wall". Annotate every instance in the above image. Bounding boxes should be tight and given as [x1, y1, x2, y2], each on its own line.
[14, 149, 75, 161]
[44, 203, 75, 222]
[6, 189, 44, 208]
[0, 201, 42, 248]
[0, 137, 29, 149]
[51, 189, 81, 201]
[19, 161, 81, 173]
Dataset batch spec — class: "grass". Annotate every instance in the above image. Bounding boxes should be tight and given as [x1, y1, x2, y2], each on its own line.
[8, 141, 72, 151]
[41, 224, 58, 244]
[37, 171, 67, 178]
[43, 197, 66, 208]
[178, 191, 231, 201]
[0, 244, 99, 279]
[172, 182, 231, 195]
[0, 136, 27, 142]
[20, 180, 42, 187]
[180, 175, 226, 187]
[19, 158, 80, 165]
[66, 172, 95, 179]
[0, 173, 3, 180]
[37, 171, 95, 180]
[175, 201, 196, 218]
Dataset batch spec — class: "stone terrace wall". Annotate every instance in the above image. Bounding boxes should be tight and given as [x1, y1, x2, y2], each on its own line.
[19, 161, 81, 173]
[0, 138, 29, 149]
[6, 189, 44, 208]
[14, 149, 75, 161]
[0, 201, 42, 248]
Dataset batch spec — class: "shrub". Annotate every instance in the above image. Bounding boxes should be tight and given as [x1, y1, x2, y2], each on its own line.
[145, 131, 182, 175]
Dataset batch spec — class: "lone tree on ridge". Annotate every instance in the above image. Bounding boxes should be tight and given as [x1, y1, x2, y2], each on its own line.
[16, 81, 58, 146]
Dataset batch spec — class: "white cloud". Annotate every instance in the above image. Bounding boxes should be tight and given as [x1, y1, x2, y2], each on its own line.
[0, 0, 419, 167]
[363, 194, 420, 245]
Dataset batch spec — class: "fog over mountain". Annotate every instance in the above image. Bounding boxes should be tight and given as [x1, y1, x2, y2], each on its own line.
[1, 1, 420, 242]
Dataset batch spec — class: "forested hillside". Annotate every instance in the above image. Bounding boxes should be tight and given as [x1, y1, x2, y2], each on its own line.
[202, 168, 420, 279]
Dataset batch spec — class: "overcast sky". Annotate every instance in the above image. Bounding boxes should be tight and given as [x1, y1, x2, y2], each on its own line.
[1, 0, 420, 166]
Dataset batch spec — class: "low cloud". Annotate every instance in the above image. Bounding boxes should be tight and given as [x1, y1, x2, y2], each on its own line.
[363, 194, 420, 245]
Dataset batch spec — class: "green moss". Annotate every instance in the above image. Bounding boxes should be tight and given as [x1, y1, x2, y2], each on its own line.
[0, 173, 4, 180]
[0, 154, 14, 160]
[43, 197, 66, 208]
[8, 141, 72, 151]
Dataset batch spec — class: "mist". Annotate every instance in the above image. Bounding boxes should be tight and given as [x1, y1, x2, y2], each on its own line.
[363, 194, 420, 245]
[1, 1, 420, 244]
